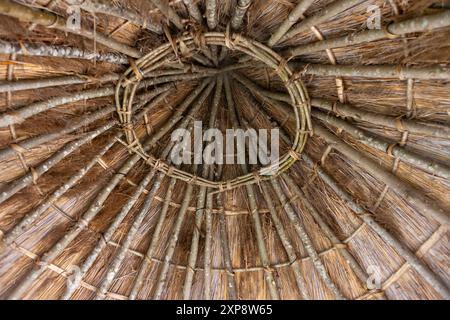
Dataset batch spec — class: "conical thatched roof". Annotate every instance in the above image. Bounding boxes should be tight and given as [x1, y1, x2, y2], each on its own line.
[0, 0, 449, 300]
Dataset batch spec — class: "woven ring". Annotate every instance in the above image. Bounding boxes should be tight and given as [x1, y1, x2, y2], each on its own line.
[115, 32, 311, 191]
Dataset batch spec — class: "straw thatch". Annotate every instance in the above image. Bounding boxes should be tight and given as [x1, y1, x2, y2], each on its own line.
[0, 0, 449, 300]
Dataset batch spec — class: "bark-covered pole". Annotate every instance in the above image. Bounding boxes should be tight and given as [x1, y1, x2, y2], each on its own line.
[0, 0, 141, 58]
[270, 179, 346, 300]
[149, 0, 184, 30]
[313, 111, 450, 180]
[182, 0, 203, 24]
[311, 98, 450, 140]
[0, 40, 128, 64]
[225, 75, 280, 300]
[0, 74, 119, 93]
[267, 0, 315, 47]
[281, 175, 369, 285]
[281, 0, 361, 42]
[215, 166, 238, 300]
[314, 122, 450, 228]
[153, 182, 195, 299]
[231, 0, 252, 30]
[295, 63, 450, 80]
[128, 177, 176, 300]
[0, 86, 115, 128]
[205, 0, 218, 30]
[288, 10, 450, 56]
[77, 0, 163, 33]
[260, 182, 310, 299]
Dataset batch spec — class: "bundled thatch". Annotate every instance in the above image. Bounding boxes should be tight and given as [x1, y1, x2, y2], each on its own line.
[0, 0, 448, 300]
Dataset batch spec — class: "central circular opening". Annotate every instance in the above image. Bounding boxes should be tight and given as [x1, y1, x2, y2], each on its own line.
[114, 32, 311, 192]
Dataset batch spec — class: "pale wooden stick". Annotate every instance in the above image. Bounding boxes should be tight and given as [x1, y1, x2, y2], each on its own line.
[79, 0, 162, 33]
[0, 40, 128, 64]
[215, 166, 238, 299]
[281, 0, 362, 42]
[0, 122, 115, 205]
[260, 182, 310, 299]
[128, 177, 177, 300]
[267, 0, 315, 47]
[181, 0, 203, 23]
[281, 175, 369, 285]
[0, 133, 120, 247]
[311, 98, 450, 140]
[153, 182, 195, 299]
[205, 0, 218, 29]
[295, 63, 450, 80]
[288, 10, 450, 56]
[270, 179, 346, 299]
[313, 110, 450, 180]
[231, 0, 252, 30]
[0, 74, 119, 93]
[149, 0, 184, 30]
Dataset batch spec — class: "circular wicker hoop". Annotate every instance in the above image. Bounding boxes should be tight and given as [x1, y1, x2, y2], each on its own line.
[115, 32, 311, 192]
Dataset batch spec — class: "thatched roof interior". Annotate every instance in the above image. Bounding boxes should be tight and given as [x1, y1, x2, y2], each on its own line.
[0, 0, 449, 300]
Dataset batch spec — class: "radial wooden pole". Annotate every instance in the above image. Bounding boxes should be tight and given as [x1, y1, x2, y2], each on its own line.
[288, 10, 450, 56]
[311, 98, 450, 140]
[0, 122, 115, 205]
[269, 179, 346, 299]
[0, 40, 128, 64]
[281, 175, 369, 285]
[149, 0, 184, 30]
[215, 166, 238, 300]
[280, 0, 362, 42]
[128, 177, 176, 300]
[313, 111, 450, 180]
[260, 182, 310, 299]
[153, 181, 195, 299]
[0, 133, 119, 247]
[182, 0, 203, 23]
[0, 74, 119, 93]
[267, 0, 315, 47]
[95, 170, 163, 300]
[231, 0, 252, 30]
[0, 0, 141, 58]
[205, 0, 218, 30]
[295, 63, 450, 80]
[78, 0, 163, 33]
